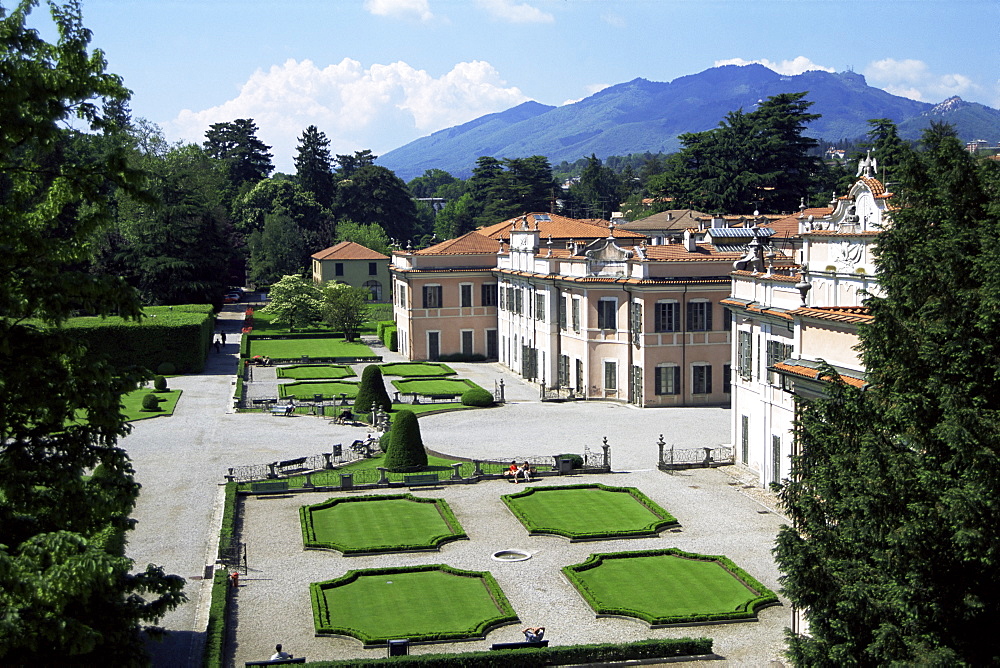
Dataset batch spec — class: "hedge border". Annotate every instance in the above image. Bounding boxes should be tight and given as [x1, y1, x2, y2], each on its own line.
[276, 364, 356, 380]
[310, 564, 518, 645]
[203, 481, 239, 668]
[501, 483, 678, 541]
[278, 380, 361, 401]
[299, 493, 467, 555]
[297, 636, 714, 667]
[377, 361, 456, 377]
[562, 548, 779, 626]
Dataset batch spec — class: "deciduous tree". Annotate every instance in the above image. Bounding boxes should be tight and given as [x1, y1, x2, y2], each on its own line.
[321, 282, 370, 342]
[262, 274, 322, 332]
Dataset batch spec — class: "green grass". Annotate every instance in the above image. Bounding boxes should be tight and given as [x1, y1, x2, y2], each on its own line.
[563, 549, 779, 625]
[278, 380, 359, 400]
[391, 377, 482, 397]
[502, 484, 677, 540]
[246, 309, 336, 335]
[311, 565, 517, 644]
[300, 494, 466, 554]
[276, 364, 355, 380]
[122, 389, 183, 421]
[379, 362, 456, 377]
[248, 337, 374, 359]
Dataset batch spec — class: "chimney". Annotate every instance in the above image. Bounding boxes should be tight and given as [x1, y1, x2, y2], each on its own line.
[683, 229, 697, 252]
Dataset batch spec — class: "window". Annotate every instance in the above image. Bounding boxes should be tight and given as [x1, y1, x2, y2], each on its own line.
[741, 415, 750, 463]
[481, 283, 497, 307]
[687, 300, 712, 331]
[575, 359, 583, 391]
[692, 364, 712, 394]
[654, 366, 680, 395]
[766, 340, 794, 384]
[534, 293, 545, 321]
[422, 285, 441, 308]
[460, 283, 472, 308]
[723, 307, 732, 331]
[630, 302, 642, 346]
[772, 435, 782, 484]
[604, 360, 617, 391]
[335, 262, 344, 277]
[513, 288, 523, 315]
[461, 330, 473, 356]
[558, 294, 567, 330]
[738, 331, 753, 380]
[630, 365, 643, 404]
[398, 284, 406, 308]
[572, 298, 581, 332]
[363, 280, 381, 301]
[655, 301, 679, 332]
[597, 299, 617, 330]
[723, 364, 732, 393]
[558, 354, 569, 386]
[368, 262, 377, 276]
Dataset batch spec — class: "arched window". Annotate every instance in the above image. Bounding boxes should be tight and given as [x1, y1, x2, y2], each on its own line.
[363, 280, 382, 302]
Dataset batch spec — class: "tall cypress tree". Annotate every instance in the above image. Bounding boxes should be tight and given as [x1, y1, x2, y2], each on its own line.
[775, 123, 1000, 665]
[294, 125, 335, 208]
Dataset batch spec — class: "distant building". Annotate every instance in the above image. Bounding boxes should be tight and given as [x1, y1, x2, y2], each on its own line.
[311, 241, 390, 301]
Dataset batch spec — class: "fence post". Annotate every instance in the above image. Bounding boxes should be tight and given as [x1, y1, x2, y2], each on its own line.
[377, 467, 389, 485]
[303, 472, 314, 489]
[267, 462, 277, 479]
[473, 460, 483, 476]
[657, 435, 665, 468]
[602, 437, 610, 470]
[450, 462, 463, 480]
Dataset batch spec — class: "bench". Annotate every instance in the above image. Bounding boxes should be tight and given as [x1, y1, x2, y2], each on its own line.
[429, 394, 459, 402]
[270, 404, 294, 416]
[251, 481, 289, 494]
[404, 473, 440, 488]
[276, 457, 309, 476]
[245, 658, 305, 666]
[490, 640, 548, 650]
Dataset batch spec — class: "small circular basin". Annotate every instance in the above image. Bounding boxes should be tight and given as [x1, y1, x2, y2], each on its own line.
[492, 549, 531, 562]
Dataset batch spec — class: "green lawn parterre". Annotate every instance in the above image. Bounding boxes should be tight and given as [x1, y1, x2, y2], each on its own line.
[248, 337, 374, 359]
[300, 494, 466, 554]
[278, 380, 360, 401]
[276, 364, 355, 380]
[378, 362, 456, 377]
[502, 483, 678, 541]
[562, 548, 779, 626]
[311, 564, 518, 645]
[391, 377, 483, 397]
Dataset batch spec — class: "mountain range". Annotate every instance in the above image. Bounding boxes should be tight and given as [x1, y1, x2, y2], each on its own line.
[378, 64, 1000, 181]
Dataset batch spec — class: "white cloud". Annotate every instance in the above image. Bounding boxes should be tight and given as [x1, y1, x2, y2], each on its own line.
[475, 0, 554, 23]
[363, 0, 433, 21]
[562, 83, 610, 106]
[164, 59, 529, 171]
[714, 57, 835, 76]
[864, 58, 978, 102]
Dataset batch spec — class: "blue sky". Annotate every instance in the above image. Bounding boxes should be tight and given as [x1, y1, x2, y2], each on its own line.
[57, 0, 1000, 173]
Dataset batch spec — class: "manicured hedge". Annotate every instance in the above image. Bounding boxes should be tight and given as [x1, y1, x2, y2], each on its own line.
[438, 352, 487, 362]
[63, 305, 214, 374]
[461, 387, 494, 407]
[376, 320, 394, 338]
[300, 637, 714, 666]
[204, 481, 239, 668]
[382, 325, 397, 351]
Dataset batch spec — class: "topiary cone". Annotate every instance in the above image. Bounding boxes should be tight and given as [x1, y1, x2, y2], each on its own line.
[384, 410, 427, 472]
[354, 365, 392, 414]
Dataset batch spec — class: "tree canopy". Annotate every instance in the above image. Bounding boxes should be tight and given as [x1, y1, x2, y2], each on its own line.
[263, 274, 322, 332]
[775, 124, 1000, 665]
[203, 118, 273, 193]
[295, 125, 335, 208]
[0, 2, 185, 661]
[321, 282, 370, 342]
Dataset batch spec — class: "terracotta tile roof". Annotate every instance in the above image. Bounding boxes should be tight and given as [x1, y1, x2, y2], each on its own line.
[497, 268, 729, 287]
[772, 362, 867, 388]
[762, 207, 833, 239]
[731, 270, 803, 283]
[311, 241, 389, 261]
[789, 305, 872, 324]
[800, 230, 880, 238]
[642, 243, 742, 262]
[479, 212, 646, 242]
[415, 231, 500, 255]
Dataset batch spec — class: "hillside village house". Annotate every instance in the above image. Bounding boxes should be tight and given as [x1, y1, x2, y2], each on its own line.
[311, 241, 390, 301]
[724, 161, 891, 488]
[391, 213, 767, 407]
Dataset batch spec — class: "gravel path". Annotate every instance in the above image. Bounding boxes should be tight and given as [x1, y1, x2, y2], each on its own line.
[123, 306, 788, 667]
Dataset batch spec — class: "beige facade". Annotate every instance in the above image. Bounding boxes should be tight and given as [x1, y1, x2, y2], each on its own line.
[725, 169, 891, 487]
[311, 241, 390, 301]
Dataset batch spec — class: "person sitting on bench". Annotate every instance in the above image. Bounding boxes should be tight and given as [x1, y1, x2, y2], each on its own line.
[270, 643, 293, 660]
[504, 461, 518, 479]
[522, 626, 545, 642]
[516, 461, 534, 483]
[338, 408, 354, 424]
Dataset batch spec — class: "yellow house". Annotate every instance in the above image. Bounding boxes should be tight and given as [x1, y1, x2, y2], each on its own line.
[311, 241, 390, 301]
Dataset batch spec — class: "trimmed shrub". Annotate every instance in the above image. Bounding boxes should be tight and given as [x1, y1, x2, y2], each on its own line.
[141, 393, 160, 411]
[461, 387, 494, 407]
[153, 375, 168, 392]
[376, 320, 394, 338]
[556, 453, 584, 469]
[378, 431, 391, 453]
[384, 410, 427, 472]
[354, 365, 392, 414]
[383, 326, 398, 351]
[156, 362, 176, 375]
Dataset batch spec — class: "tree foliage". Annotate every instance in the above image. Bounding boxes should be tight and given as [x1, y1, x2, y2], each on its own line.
[354, 364, 392, 415]
[775, 124, 1000, 665]
[295, 125, 335, 208]
[335, 221, 391, 256]
[262, 274, 322, 332]
[330, 162, 420, 241]
[321, 282, 370, 342]
[0, 2, 185, 661]
[466, 155, 556, 227]
[384, 409, 427, 472]
[203, 118, 273, 195]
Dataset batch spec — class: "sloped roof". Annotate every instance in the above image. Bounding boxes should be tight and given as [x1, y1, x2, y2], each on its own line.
[762, 207, 833, 239]
[616, 209, 709, 232]
[415, 231, 500, 255]
[772, 362, 867, 389]
[641, 242, 743, 262]
[479, 212, 646, 241]
[312, 241, 389, 261]
[790, 305, 873, 324]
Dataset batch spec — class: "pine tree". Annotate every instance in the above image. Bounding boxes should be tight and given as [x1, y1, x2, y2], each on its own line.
[295, 125, 335, 208]
[203, 118, 273, 191]
[775, 123, 1000, 665]
[384, 410, 428, 472]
